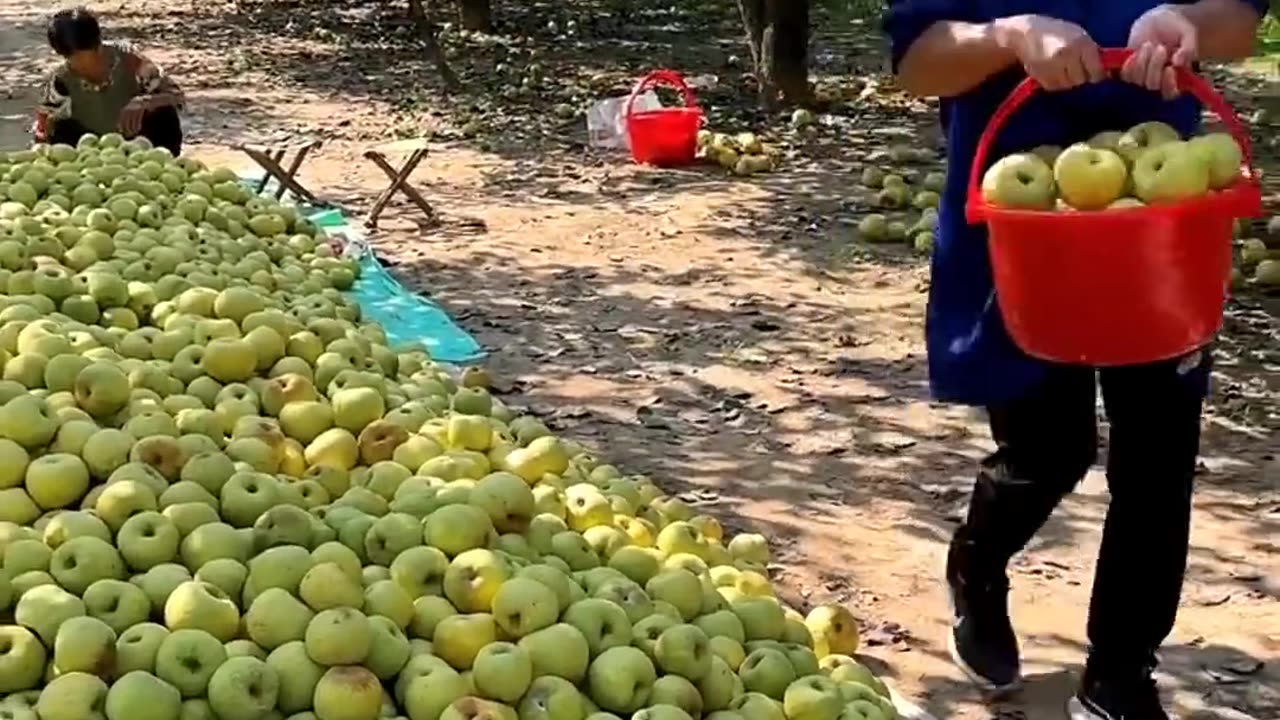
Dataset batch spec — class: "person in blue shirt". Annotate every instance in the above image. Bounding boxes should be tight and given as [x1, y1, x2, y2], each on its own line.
[883, 1, 1265, 718]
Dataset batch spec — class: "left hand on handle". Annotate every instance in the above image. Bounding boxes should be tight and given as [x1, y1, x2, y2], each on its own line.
[1123, 5, 1198, 99]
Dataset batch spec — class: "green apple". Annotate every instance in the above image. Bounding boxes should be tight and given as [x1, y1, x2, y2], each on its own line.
[1187, 132, 1243, 189]
[305, 607, 372, 666]
[699, 655, 742, 711]
[389, 545, 449, 599]
[155, 628, 226, 697]
[649, 674, 703, 717]
[654, 623, 712, 681]
[1116, 120, 1181, 164]
[299, 562, 364, 611]
[247, 544, 313, 595]
[252, 505, 314, 549]
[206, 656, 279, 720]
[115, 622, 170, 674]
[2, 538, 50, 576]
[517, 675, 585, 720]
[632, 613, 679, 662]
[782, 676, 844, 720]
[632, 706, 692, 720]
[364, 579, 414, 629]
[739, 648, 795, 699]
[53, 615, 117, 677]
[219, 472, 281, 528]
[401, 663, 470, 720]
[95, 480, 159, 532]
[266, 641, 325, 714]
[423, 503, 494, 557]
[731, 598, 785, 642]
[105, 670, 182, 720]
[179, 522, 249, 570]
[694, 609, 746, 644]
[0, 625, 46, 693]
[74, 362, 131, 418]
[586, 646, 656, 714]
[470, 472, 535, 534]
[645, 569, 702, 622]
[164, 580, 241, 642]
[364, 512, 422, 566]
[490, 577, 559, 638]
[245, 588, 314, 650]
[409, 595, 458, 641]
[1052, 144, 1127, 211]
[224, 640, 266, 660]
[179, 452, 237, 496]
[805, 605, 859, 658]
[561, 598, 632, 656]
[180, 699, 217, 720]
[83, 578, 151, 633]
[979, 153, 1055, 210]
[312, 665, 383, 720]
[472, 641, 533, 703]
[36, 671, 109, 720]
[117, 511, 180, 571]
[24, 452, 91, 510]
[50, 535, 125, 594]
[515, 622, 590, 684]
[364, 614, 411, 680]
[1132, 140, 1210, 203]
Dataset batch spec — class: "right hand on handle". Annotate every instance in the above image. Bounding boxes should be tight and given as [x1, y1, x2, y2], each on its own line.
[995, 14, 1106, 91]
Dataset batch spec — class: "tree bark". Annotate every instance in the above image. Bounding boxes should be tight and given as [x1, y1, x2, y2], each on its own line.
[408, 0, 460, 92]
[457, 0, 493, 32]
[737, 0, 810, 106]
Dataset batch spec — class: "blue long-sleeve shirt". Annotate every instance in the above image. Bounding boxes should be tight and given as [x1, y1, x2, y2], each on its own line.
[883, 0, 1265, 406]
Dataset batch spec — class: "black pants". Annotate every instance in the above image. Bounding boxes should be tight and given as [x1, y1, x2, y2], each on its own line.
[952, 355, 1207, 674]
[49, 106, 183, 156]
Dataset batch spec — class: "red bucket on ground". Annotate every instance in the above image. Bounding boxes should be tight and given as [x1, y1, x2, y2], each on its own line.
[625, 70, 704, 167]
[965, 48, 1262, 366]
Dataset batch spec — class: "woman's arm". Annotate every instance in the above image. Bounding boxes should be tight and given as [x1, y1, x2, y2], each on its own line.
[1174, 0, 1264, 60]
[894, 20, 1018, 98]
[895, 14, 1105, 98]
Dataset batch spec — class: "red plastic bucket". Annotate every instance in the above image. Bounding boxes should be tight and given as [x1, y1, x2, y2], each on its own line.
[965, 48, 1262, 366]
[625, 70, 704, 167]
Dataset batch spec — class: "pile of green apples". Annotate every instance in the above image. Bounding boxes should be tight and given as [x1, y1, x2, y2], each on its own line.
[980, 120, 1245, 211]
[696, 132, 781, 177]
[857, 162, 942, 254]
[0, 139, 899, 720]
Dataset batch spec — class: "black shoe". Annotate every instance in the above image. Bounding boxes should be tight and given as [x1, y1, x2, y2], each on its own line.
[1068, 665, 1168, 720]
[944, 537, 1021, 693]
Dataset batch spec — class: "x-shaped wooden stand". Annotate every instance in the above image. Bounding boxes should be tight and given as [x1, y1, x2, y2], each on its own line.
[236, 139, 323, 204]
[364, 138, 435, 228]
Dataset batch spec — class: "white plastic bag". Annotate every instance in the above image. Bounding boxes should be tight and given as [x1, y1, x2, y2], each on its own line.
[586, 91, 660, 150]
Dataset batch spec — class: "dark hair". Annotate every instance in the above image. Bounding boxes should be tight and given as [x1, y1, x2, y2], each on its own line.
[47, 7, 102, 56]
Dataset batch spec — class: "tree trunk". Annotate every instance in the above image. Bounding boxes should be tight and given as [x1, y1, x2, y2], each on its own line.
[737, 0, 810, 106]
[408, 0, 460, 92]
[457, 0, 493, 32]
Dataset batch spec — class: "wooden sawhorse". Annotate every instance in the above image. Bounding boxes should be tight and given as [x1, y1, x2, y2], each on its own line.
[363, 138, 435, 228]
[236, 138, 323, 204]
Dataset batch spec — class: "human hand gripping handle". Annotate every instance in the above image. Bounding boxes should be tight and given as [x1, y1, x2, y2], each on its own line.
[965, 48, 1260, 223]
[993, 14, 1105, 91]
[1123, 4, 1199, 99]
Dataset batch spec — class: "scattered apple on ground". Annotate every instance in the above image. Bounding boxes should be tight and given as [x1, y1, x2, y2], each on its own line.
[0, 135, 898, 720]
[697, 131, 782, 177]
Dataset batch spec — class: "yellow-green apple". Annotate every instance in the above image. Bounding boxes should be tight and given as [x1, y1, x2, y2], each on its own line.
[245, 588, 314, 650]
[739, 648, 796, 698]
[515, 623, 589, 683]
[805, 605, 859, 658]
[550, 531, 599, 572]
[401, 660, 470, 720]
[561, 598, 632, 656]
[698, 655, 741, 712]
[490, 577, 559, 638]
[25, 453, 91, 510]
[305, 607, 373, 666]
[586, 646, 657, 713]
[365, 614, 411, 680]
[633, 706, 693, 720]
[409, 595, 458, 641]
[471, 472, 535, 533]
[442, 549, 511, 613]
[266, 641, 325, 714]
[650, 675, 703, 717]
[179, 522, 249, 570]
[247, 544, 312, 595]
[0, 625, 46, 692]
[1188, 131, 1243, 189]
[1132, 141, 1210, 203]
[364, 579, 414, 630]
[646, 569, 702, 622]
[1052, 144, 1127, 210]
[132, 564, 192, 616]
[783, 676, 844, 720]
[1116, 121, 1181, 164]
[313, 665, 383, 720]
[654, 624, 712, 681]
[155, 628, 227, 697]
[50, 535, 125, 594]
[365, 512, 422, 566]
[732, 598, 785, 641]
[117, 511, 179, 571]
[517, 675, 586, 720]
[433, 613, 497, 670]
[164, 580, 241, 642]
[390, 545, 449, 599]
[83, 578, 151, 634]
[980, 153, 1055, 210]
[206, 656, 279, 720]
[472, 641, 533, 703]
[730, 693, 786, 720]
[52, 615, 117, 677]
[35, 671, 108, 720]
[105, 670, 182, 720]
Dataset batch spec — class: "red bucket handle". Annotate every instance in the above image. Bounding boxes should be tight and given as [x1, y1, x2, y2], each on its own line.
[966, 48, 1260, 223]
[625, 69, 701, 119]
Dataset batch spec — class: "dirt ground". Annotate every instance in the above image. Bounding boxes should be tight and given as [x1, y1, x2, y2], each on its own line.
[2, 1, 1276, 718]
